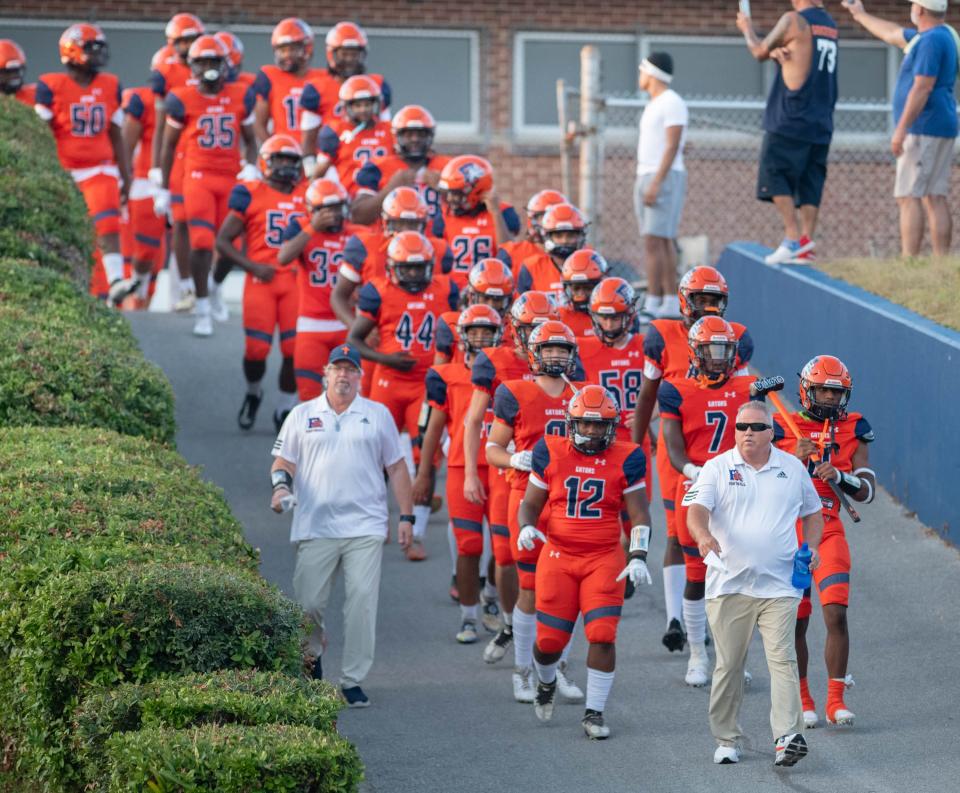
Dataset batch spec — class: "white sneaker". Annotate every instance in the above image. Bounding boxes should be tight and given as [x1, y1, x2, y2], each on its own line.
[513, 666, 535, 703]
[456, 621, 478, 644]
[685, 656, 710, 688]
[193, 313, 213, 337]
[714, 745, 741, 764]
[764, 240, 802, 265]
[803, 709, 820, 729]
[556, 662, 584, 702]
[209, 289, 229, 322]
[107, 276, 140, 308]
[483, 626, 512, 664]
[174, 289, 196, 313]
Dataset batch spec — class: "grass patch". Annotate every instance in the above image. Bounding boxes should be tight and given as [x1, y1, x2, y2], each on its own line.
[819, 256, 960, 331]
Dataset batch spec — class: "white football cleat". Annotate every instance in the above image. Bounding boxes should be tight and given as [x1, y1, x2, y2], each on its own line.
[174, 289, 196, 313]
[827, 706, 855, 726]
[685, 657, 710, 688]
[582, 709, 610, 740]
[456, 621, 478, 644]
[193, 313, 213, 337]
[803, 709, 820, 729]
[556, 662, 584, 702]
[483, 627, 512, 664]
[107, 276, 140, 308]
[534, 678, 557, 722]
[209, 289, 229, 322]
[513, 666, 535, 703]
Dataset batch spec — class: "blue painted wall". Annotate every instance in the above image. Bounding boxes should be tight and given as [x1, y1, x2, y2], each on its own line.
[717, 242, 959, 544]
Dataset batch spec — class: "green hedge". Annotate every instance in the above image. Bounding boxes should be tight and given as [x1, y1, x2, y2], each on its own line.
[5, 564, 304, 788]
[0, 261, 175, 441]
[0, 98, 94, 285]
[73, 671, 343, 781]
[102, 724, 363, 793]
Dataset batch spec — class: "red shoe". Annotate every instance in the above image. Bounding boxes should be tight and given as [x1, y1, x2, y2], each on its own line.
[405, 540, 427, 561]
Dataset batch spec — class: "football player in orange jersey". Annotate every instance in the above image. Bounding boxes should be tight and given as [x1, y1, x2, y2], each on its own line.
[0, 39, 35, 106]
[36, 24, 135, 306]
[520, 385, 652, 739]
[121, 84, 166, 307]
[464, 291, 557, 666]
[659, 317, 755, 687]
[631, 265, 754, 653]
[252, 18, 326, 143]
[348, 231, 460, 559]
[149, 13, 205, 311]
[299, 21, 392, 145]
[277, 179, 358, 401]
[515, 203, 588, 298]
[157, 35, 256, 337]
[215, 31, 255, 90]
[214, 135, 307, 432]
[350, 105, 450, 224]
[557, 249, 608, 338]
[486, 321, 585, 705]
[498, 189, 568, 271]
[773, 356, 875, 729]
[301, 75, 394, 191]
[433, 155, 520, 289]
[414, 304, 504, 643]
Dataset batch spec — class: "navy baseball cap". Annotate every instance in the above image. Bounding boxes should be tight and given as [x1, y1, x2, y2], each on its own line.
[328, 343, 362, 369]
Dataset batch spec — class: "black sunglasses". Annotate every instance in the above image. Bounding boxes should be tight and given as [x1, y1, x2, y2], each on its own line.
[735, 422, 771, 432]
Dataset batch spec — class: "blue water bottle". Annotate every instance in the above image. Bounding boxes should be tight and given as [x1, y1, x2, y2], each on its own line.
[792, 542, 812, 589]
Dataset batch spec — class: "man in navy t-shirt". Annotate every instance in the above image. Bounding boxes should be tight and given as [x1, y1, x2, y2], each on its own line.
[846, 0, 958, 257]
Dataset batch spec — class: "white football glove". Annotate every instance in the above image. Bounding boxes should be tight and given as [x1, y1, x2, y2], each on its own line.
[153, 188, 171, 219]
[517, 524, 546, 551]
[616, 558, 653, 586]
[147, 167, 163, 188]
[510, 450, 533, 471]
[682, 463, 702, 481]
[237, 162, 260, 182]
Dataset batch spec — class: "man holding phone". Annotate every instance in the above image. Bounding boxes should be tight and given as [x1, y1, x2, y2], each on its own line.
[737, 1, 839, 265]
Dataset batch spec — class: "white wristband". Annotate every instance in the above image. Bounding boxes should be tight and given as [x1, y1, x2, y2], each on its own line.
[302, 155, 317, 178]
[682, 463, 701, 481]
[629, 524, 650, 554]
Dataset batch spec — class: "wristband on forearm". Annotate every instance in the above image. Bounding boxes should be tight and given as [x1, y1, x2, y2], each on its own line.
[836, 470, 862, 496]
[271, 469, 293, 493]
[629, 524, 651, 560]
[854, 467, 875, 503]
[399, 514, 415, 524]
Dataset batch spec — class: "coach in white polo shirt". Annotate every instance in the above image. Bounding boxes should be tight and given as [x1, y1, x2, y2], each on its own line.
[270, 343, 414, 708]
[684, 400, 823, 768]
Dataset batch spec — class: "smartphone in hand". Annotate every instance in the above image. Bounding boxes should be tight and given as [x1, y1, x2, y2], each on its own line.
[739, 0, 751, 16]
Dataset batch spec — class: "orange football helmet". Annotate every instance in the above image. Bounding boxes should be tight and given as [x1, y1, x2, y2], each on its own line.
[214, 31, 244, 70]
[589, 277, 637, 344]
[187, 35, 228, 87]
[166, 13, 205, 43]
[0, 40, 26, 94]
[467, 258, 514, 314]
[438, 156, 494, 215]
[799, 355, 852, 421]
[305, 179, 349, 232]
[59, 23, 108, 69]
[381, 187, 428, 235]
[339, 74, 381, 124]
[561, 249, 608, 312]
[325, 22, 368, 76]
[509, 291, 559, 353]
[687, 316, 738, 387]
[272, 18, 314, 72]
[457, 303, 503, 355]
[391, 105, 436, 160]
[386, 231, 435, 293]
[526, 320, 578, 378]
[259, 135, 303, 184]
[567, 384, 620, 454]
[525, 189, 569, 240]
[541, 203, 587, 259]
[678, 266, 729, 323]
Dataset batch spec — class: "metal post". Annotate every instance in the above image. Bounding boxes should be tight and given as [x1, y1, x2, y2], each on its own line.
[579, 45, 602, 249]
[556, 79, 573, 199]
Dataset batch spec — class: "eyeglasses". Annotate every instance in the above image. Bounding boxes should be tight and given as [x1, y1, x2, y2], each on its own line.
[735, 422, 771, 432]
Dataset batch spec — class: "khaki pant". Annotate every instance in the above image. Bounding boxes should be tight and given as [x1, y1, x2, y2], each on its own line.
[293, 534, 385, 688]
[706, 593, 803, 747]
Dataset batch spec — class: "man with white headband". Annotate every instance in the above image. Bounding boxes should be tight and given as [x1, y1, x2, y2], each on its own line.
[635, 51, 688, 320]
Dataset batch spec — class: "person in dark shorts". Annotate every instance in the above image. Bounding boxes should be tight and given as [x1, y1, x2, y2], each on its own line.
[737, 1, 839, 265]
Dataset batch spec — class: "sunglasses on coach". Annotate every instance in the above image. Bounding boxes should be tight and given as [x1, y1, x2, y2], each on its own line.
[735, 422, 771, 432]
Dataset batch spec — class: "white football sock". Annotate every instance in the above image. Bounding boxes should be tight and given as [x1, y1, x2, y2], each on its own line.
[195, 296, 210, 316]
[644, 294, 663, 313]
[179, 276, 193, 293]
[535, 658, 558, 684]
[483, 580, 498, 600]
[663, 564, 685, 629]
[585, 668, 615, 713]
[136, 276, 150, 299]
[512, 608, 536, 669]
[503, 610, 513, 627]
[412, 505, 430, 540]
[446, 521, 457, 575]
[247, 381, 263, 396]
[460, 603, 479, 622]
[682, 597, 706, 645]
[102, 252, 124, 284]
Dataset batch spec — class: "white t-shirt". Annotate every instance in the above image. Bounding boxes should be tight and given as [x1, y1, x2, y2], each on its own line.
[272, 394, 404, 542]
[636, 89, 689, 175]
[684, 445, 822, 600]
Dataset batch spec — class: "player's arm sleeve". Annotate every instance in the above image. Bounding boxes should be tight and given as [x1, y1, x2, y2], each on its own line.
[339, 235, 367, 282]
[471, 350, 495, 392]
[227, 184, 253, 216]
[354, 161, 382, 194]
[657, 380, 683, 419]
[492, 383, 520, 427]
[281, 216, 304, 242]
[529, 437, 551, 489]
[163, 92, 186, 127]
[34, 79, 54, 120]
[622, 446, 648, 492]
[686, 459, 719, 511]
[516, 265, 533, 294]
[252, 69, 271, 100]
[435, 316, 455, 358]
[855, 416, 875, 443]
[501, 205, 521, 236]
[735, 327, 754, 367]
[317, 126, 340, 157]
[425, 368, 448, 410]
[437, 241, 453, 274]
[241, 86, 256, 123]
[447, 282, 460, 311]
[642, 325, 666, 379]
[431, 214, 445, 238]
[271, 408, 302, 462]
[299, 80, 320, 113]
[380, 79, 392, 110]
[357, 282, 382, 320]
[148, 69, 166, 97]
[497, 246, 513, 268]
[124, 91, 145, 119]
